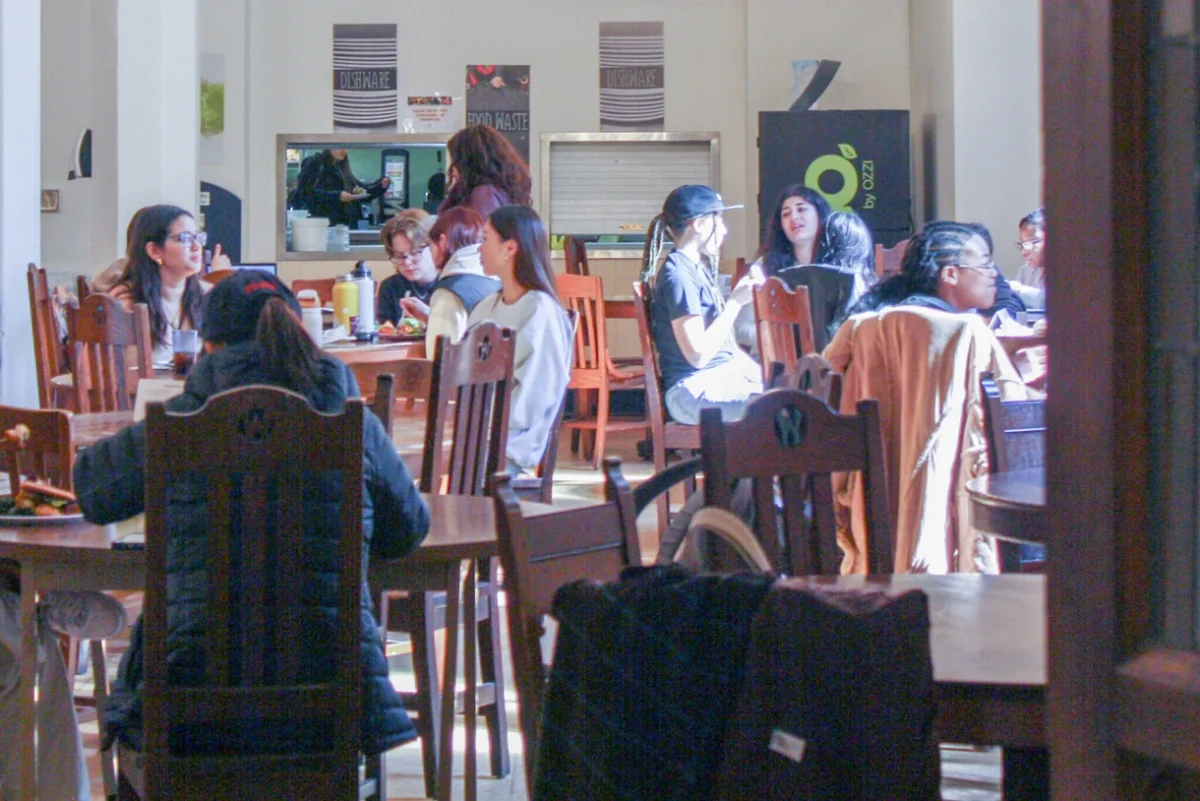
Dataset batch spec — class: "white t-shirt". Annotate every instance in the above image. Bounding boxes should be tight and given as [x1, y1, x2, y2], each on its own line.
[467, 289, 573, 471]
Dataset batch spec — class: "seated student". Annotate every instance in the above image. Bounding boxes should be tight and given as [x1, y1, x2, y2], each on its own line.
[824, 221, 1027, 574]
[376, 209, 437, 325]
[734, 185, 831, 349]
[467, 205, 573, 476]
[397, 207, 501, 353]
[93, 207, 231, 296]
[775, 210, 875, 351]
[107, 205, 213, 366]
[644, 185, 764, 425]
[839, 220, 999, 319]
[1009, 207, 1046, 308]
[73, 271, 430, 796]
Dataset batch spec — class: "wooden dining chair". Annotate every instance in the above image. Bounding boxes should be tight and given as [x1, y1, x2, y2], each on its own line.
[874, 238, 909, 278]
[701, 388, 893, 576]
[770, 353, 843, 410]
[66, 294, 154, 413]
[357, 358, 435, 431]
[290, 277, 336, 305]
[76, 275, 92, 300]
[378, 324, 516, 797]
[27, 264, 69, 409]
[0, 403, 122, 797]
[557, 275, 647, 468]
[492, 458, 641, 797]
[753, 277, 816, 384]
[562, 236, 590, 276]
[981, 372, 1047, 572]
[140, 388, 386, 801]
[631, 281, 701, 537]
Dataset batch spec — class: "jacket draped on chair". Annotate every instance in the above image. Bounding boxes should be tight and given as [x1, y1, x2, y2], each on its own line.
[825, 305, 1026, 574]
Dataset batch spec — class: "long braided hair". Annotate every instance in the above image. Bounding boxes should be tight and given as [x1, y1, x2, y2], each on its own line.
[847, 220, 980, 315]
[639, 212, 724, 301]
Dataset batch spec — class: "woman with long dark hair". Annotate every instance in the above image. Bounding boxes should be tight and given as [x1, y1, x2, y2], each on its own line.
[642, 185, 763, 425]
[734, 185, 832, 348]
[74, 271, 429, 795]
[467, 205, 572, 475]
[293, 148, 390, 226]
[439, 125, 532, 218]
[109, 205, 210, 365]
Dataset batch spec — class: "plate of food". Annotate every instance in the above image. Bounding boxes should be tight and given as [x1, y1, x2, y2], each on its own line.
[0, 481, 84, 525]
[377, 318, 426, 341]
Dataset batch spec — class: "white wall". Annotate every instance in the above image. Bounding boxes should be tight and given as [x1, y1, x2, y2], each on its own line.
[908, 0, 955, 225]
[744, 0, 911, 253]
[41, 0, 103, 287]
[908, 0, 1042, 276]
[952, 0, 1042, 275]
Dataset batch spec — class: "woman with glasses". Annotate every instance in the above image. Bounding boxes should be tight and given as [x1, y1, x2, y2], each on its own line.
[377, 209, 437, 326]
[109, 205, 211, 365]
[1010, 207, 1046, 308]
[844, 220, 999, 317]
[400, 206, 499, 353]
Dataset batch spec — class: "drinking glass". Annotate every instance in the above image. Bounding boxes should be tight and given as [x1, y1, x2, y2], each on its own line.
[172, 329, 200, 377]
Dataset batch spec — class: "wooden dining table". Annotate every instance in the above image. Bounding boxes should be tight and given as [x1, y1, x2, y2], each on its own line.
[966, 467, 1047, 545]
[0, 492, 549, 801]
[324, 336, 425, 366]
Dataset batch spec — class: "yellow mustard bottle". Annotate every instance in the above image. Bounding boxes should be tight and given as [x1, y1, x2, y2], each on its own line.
[332, 274, 358, 331]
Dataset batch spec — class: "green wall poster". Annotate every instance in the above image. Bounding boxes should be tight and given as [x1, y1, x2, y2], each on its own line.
[199, 52, 225, 166]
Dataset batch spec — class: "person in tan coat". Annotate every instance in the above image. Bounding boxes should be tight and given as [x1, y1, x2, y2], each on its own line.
[826, 221, 1026, 574]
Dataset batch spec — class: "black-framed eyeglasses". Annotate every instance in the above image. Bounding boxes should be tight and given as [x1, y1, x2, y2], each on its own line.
[389, 244, 428, 264]
[1016, 237, 1044, 252]
[169, 231, 208, 248]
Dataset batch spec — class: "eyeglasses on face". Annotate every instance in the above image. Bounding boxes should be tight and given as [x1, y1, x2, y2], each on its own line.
[168, 231, 208, 248]
[389, 244, 428, 264]
[1015, 237, 1044, 252]
[955, 261, 998, 276]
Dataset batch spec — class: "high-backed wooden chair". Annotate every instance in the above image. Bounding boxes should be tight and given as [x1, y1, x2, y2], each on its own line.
[753, 277, 816, 384]
[66, 294, 154, 413]
[874, 238, 909, 278]
[732, 256, 749, 288]
[357, 359, 435, 431]
[141, 388, 385, 801]
[701, 388, 893, 576]
[981, 372, 1047, 572]
[631, 281, 701, 536]
[290, 278, 336, 306]
[557, 275, 647, 468]
[28, 265, 68, 409]
[562, 236, 590, 276]
[76, 275, 92, 301]
[379, 324, 516, 797]
[493, 458, 641, 797]
[770, 354, 843, 408]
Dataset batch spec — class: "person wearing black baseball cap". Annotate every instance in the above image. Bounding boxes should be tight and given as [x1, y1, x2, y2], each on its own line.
[641, 185, 764, 425]
[72, 270, 429, 777]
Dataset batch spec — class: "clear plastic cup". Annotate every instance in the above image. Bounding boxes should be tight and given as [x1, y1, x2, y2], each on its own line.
[171, 329, 200, 377]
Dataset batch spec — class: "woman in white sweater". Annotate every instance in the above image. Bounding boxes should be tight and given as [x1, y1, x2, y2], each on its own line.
[467, 205, 573, 475]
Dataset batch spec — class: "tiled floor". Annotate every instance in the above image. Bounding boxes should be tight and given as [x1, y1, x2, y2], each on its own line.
[77, 429, 1001, 800]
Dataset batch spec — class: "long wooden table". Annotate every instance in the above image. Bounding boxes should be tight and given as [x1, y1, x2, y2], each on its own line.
[0, 493, 545, 801]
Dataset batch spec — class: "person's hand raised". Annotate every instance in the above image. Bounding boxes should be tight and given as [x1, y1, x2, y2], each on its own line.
[210, 244, 232, 271]
[730, 263, 765, 307]
[339, 191, 355, 202]
[399, 297, 430, 322]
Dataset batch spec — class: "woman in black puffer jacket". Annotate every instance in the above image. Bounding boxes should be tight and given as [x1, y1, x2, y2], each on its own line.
[73, 270, 428, 768]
